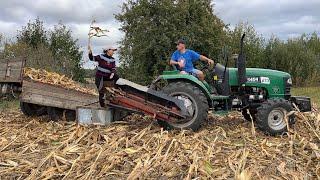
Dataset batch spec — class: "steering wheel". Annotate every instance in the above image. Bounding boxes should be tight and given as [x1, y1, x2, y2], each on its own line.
[171, 64, 179, 70]
[199, 60, 216, 71]
[171, 60, 216, 72]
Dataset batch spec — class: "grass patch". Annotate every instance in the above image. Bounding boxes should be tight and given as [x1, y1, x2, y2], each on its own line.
[292, 87, 320, 105]
[0, 97, 20, 111]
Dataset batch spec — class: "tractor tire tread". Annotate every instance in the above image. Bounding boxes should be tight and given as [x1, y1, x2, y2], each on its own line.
[158, 81, 208, 131]
[255, 98, 294, 136]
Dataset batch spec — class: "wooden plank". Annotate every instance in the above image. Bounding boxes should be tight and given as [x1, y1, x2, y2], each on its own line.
[22, 82, 96, 100]
[0, 57, 25, 83]
[0, 64, 7, 71]
[21, 92, 74, 109]
[21, 91, 98, 110]
[21, 80, 99, 110]
[22, 87, 97, 104]
[6, 69, 23, 79]
[22, 80, 97, 100]
[0, 58, 25, 69]
[0, 78, 22, 83]
[0, 70, 6, 77]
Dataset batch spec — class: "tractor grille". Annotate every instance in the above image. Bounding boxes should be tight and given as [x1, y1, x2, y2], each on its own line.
[284, 77, 291, 99]
[285, 86, 291, 98]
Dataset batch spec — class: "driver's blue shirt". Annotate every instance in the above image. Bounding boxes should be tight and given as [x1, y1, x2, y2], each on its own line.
[171, 49, 201, 72]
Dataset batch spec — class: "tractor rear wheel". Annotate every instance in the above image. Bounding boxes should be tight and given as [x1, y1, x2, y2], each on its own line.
[157, 81, 209, 131]
[20, 102, 47, 116]
[255, 99, 294, 135]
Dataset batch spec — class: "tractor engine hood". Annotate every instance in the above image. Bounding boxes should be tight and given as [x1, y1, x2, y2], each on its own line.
[228, 67, 291, 86]
[246, 68, 291, 78]
[228, 67, 292, 98]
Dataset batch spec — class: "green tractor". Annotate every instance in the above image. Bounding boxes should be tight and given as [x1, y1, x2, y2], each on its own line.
[151, 34, 311, 135]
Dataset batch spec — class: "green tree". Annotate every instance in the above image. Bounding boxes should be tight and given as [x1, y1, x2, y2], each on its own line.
[227, 22, 265, 67]
[3, 42, 55, 70]
[11, 18, 85, 82]
[49, 23, 85, 82]
[17, 17, 48, 48]
[116, 0, 226, 84]
[263, 34, 320, 86]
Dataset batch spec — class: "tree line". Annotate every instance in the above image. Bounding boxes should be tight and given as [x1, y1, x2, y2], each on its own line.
[227, 22, 320, 86]
[0, 0, 319, 86]
[116, 0, 320, 86]
[0, 18, 85, 82]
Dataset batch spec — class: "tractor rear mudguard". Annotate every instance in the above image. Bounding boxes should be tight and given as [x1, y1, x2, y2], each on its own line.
[151, 74, 213, 107]
[290, 96, 312, 112]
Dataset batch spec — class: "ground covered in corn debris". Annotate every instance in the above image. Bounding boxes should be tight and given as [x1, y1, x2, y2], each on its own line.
[0, 106, 319, 179]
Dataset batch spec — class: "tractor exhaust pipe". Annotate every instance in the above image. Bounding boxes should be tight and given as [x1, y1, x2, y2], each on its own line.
[237, 33, 247, 86]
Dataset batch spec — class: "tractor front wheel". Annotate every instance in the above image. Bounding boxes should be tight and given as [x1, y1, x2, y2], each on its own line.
[158, 81, 209, 131]
[255, 99, 294, 135]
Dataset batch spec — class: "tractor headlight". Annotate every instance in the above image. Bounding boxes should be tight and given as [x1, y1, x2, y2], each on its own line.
[287, 78, 292, 85]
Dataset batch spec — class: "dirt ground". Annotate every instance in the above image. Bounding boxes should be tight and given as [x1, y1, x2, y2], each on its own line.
[0, 105, 319, 179]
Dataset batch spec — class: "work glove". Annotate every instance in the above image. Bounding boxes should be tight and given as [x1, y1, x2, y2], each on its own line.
[110, 73, 115, 79]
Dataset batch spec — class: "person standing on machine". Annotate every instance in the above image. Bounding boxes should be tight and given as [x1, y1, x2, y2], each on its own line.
[88, 46, 119, 107]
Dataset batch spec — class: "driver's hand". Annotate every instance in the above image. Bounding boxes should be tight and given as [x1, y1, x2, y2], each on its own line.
[208, 59, 214, 66]
[178, 60, 185, 68]
[88, 46, 92, 54]
[110, 73, 114, 79]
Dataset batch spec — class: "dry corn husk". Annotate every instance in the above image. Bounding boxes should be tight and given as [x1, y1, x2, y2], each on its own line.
[23, 67, 97, 95]
[0, 105, 319, 179]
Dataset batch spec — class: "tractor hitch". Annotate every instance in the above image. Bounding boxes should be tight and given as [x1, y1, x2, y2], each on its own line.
[290, 96, 312, 112]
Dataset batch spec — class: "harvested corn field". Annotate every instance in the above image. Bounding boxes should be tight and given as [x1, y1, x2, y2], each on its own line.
[0, 105, 319, 179]
[24, 68, 97, 95]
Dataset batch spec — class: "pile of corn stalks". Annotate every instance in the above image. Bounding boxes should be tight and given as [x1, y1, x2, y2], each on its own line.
[0, 105, 319, 179]
[23, 67, 97, 95]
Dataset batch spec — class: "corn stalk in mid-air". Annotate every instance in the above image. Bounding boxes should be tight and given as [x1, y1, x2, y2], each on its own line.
[87, 20, 109, 53]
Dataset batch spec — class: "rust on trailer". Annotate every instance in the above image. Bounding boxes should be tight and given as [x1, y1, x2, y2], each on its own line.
[109, 91, 184, 122]
[20, 80, 99, 110]
[0, 57, 26, 83]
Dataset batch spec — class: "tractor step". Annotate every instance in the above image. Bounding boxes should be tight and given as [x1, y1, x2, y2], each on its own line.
[210, 95, 229, 100]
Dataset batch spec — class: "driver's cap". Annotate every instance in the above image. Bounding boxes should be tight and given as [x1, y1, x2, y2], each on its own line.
[176, 39, 186, 45]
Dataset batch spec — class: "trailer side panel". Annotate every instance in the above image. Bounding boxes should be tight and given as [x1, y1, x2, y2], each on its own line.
[0, 57, 25, 83]
[20, 80, 98, 110]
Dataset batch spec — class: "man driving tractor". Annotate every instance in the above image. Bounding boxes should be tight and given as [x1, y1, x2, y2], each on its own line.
[170, 39, 214, 81]
[88, 46, 119, 107]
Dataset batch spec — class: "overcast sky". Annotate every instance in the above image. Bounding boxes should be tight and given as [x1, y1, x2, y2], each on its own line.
[0, 0, 319, 68]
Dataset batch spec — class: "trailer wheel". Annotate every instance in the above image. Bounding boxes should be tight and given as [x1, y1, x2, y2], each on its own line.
[255, 99, 295, 135]
[20, 102, 47, 116]
[242, 108, 257, 121]
[47, 107, 63, 121]
[64, 110, 76, 121]
[158, 81, 209, 131]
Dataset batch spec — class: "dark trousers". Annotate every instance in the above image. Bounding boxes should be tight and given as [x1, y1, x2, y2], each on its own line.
[95, 74, 119, 107]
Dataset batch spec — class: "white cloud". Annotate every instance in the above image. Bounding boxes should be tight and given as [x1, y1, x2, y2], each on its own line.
[0, 21, 21, 40]
[215, 0, 320, 39]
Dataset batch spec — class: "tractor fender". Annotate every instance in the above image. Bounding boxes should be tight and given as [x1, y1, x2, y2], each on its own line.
[151, 74, 212, 107]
